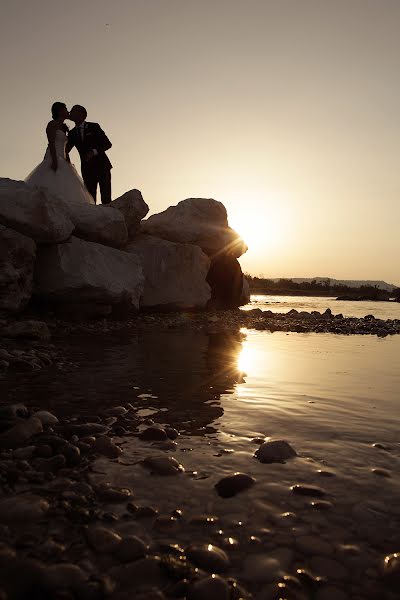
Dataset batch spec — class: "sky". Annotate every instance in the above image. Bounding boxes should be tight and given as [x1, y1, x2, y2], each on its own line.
[1, 0, 399, 284]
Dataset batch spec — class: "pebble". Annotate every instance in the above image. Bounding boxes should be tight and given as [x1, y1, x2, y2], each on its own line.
[116, 535, 148, 562]
[43, 563, 88, 594]
[214, 472, 256, 498]
[383, 552, 400, 582]
[104, 406, 128, 417]
[296, 535, 333, 556]
[291, 484, 326, 497]
[85, 525, 122, 553]
[0, 495, 49, 523]
[186, 544, 230, 573]
[254, 439, 297, 463]
[188, 574, 230, 600]
[371, 468, 391, 478]
[0, 416, 43, 449]
[310, 556, 349, 580]
[96, 484, 132, 502]
[93, 435, 122, 458]
[316, 586, 348, 600]
[142, 456, 184, 475]
[108, 556, 165, 590]
[60, 442, 81, 466]
[242, 553, 283, 583]
[139, 426, 168, 441]
[309, 500, 334, 510]
[33, 410, 59, 425]
[33, 454, 66, 473]
[165, 427, 179, 440]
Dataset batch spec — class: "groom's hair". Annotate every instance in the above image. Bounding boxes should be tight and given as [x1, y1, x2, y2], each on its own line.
[51, 102, 67, 119]
[73, 105, 87, 119]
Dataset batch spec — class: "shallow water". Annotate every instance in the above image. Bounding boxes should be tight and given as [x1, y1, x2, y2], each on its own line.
[244, 294, 400, 320]
[2, 328, 400, 597]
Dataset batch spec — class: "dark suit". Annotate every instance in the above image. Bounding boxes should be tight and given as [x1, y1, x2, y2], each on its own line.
[67, 122, 112, 204]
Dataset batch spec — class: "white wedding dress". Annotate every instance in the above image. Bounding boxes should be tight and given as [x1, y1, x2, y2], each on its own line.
[25, 129, 94, 204]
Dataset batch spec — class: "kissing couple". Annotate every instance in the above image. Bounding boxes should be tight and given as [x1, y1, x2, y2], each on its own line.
[25, 102, 112, 206]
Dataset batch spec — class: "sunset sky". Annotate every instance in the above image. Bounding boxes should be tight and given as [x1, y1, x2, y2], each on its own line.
[1, 0, 399, 284]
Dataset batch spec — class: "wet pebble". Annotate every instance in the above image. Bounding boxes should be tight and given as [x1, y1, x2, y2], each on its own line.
[0, 495, 49, 523]
[116, 535, 148, 562]
[310, 556, 349, 580]
[104, 406, 128, 417]
[86, 525, 122, 553]
[255, 439, 297, 463]
[139, 426, 168, 441]
[33, 410, 59, 425]
[372, 468, 391, 478]
[43, 563, 88, 594]
[93, 435, 122, 459]
[33, 454, 66, 473]
[142, 456, 184, 475]
[186, 544, 230, 573]
[165, 427, 179, 440]
[309, 500, 334, 510]
[383, 552, 400, 582]
[242, 553, 283, 584]
[214, 472, 256, 498]
[96, 484, 132, 502]
[296, 535, 333, 556]
[316, 585, 348, 600]
[291, 484, 326, 497]
[60, 442, 81, 466]
[188, 574, 230, 600]
[108, 556, 166, 591]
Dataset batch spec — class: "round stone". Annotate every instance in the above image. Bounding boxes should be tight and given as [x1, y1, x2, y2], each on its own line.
[186, 544, 230, 573]
[255, 440, 297, 464]
[310, 556, 349, 580]
[85, 525, 122, 553]
[142, 456, 184, 475]
[0, 495, 49, 523]
[188, 574, 230, 600]
[291, 485, 326, 497]
[116, 535, 147, 562]
[296, 535, 333, 556]
[316, 586, 348, 600]
[214, 473, 256, 498]
[139, 427, 168, 441]
[242, 553, 283, 583]
[383, 552, 400, 582]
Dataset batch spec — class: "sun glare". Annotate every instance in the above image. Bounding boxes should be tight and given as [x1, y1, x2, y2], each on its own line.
[225, 189, 291, 253]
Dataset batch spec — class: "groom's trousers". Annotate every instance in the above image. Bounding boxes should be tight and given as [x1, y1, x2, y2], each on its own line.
[84, 169, 112, 205]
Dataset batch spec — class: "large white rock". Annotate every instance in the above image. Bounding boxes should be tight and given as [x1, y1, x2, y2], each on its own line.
[0, 225, 36, 313]
[0, 178, 74, 243]
[108, 189, 149, 238]
[34, 236, 144, 309]
[67, 201, 128, 248]
[141, 198, 247, 258]
[126, 235, 211, 309]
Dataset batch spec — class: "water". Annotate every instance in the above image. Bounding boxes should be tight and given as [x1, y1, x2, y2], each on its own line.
[244, 294, 400, 320]
[2, 328, 400, 596]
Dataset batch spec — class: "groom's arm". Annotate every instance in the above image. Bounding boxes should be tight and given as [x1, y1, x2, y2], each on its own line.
[92, 123, 112, 153]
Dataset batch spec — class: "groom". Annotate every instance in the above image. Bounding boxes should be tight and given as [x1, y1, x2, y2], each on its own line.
[67, 105, 112, 204]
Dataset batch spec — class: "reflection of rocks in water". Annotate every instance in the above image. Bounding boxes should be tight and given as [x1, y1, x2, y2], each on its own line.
[206, 331, 245, 394]
[0, 329, 243, 435]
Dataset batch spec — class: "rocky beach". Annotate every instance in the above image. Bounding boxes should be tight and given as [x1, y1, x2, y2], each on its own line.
[1, 180, 400, 599]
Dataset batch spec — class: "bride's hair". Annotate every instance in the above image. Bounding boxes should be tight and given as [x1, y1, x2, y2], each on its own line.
[51, 101, 67, 119]
[51, 102, 69, 134]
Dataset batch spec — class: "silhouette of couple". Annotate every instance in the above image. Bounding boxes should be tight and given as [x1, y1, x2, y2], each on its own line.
[25, 102, 112, 206]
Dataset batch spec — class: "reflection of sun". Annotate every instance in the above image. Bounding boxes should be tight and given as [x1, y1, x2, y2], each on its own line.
[237, 344, 258, 373]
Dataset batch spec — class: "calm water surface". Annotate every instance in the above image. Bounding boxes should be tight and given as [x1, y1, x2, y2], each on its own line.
[244, 294, 400, 320]
[3, 328, 400, 595]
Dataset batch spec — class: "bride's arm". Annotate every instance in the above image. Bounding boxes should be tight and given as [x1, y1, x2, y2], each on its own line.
[46, 121, 58, 171]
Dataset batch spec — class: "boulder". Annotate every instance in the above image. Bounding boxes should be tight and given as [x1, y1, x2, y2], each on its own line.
[108, 189, 149, 238]
[206, 255, 247, 309]
[0, 225, 36, 313]
[126, 234, 211, 309]
[67, 201, 128, 248]
[34, 236, 144, 309]
[0, 178, 74, 243]
[141, 198, 247, 258]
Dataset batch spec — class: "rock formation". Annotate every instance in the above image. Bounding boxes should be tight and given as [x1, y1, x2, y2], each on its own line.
[126, 234, 211, 310]
[0, 179, 249, 318]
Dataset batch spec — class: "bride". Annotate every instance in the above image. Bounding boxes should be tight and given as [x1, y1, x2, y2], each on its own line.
[25, 102, 94, 205]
